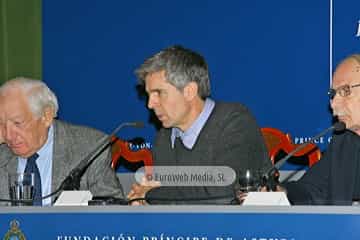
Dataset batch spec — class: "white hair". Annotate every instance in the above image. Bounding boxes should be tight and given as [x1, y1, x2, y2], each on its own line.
[0, 77, 59, 118]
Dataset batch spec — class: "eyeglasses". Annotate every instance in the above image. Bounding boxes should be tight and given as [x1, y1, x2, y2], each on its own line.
[328, 83, 360, 100]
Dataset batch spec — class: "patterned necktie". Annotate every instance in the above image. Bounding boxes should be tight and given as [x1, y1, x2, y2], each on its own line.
[24, 153, 42, 206]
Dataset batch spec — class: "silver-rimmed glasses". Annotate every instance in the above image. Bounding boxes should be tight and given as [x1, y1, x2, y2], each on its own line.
[328, 83, 360, 100]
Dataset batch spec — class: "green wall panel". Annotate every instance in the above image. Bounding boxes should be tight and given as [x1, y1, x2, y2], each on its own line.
[0, 0, 42, 84]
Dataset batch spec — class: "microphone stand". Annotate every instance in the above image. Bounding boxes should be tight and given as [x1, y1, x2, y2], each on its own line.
[263, 122, 345, 191]
[43, 121, 144, 203]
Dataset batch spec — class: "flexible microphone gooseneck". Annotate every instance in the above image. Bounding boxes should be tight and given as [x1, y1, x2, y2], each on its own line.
[263, 121, 346, 190]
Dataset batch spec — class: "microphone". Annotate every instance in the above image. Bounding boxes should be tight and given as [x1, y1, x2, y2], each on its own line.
[43, 121, 144, 201]
[263, 121, 346, 189]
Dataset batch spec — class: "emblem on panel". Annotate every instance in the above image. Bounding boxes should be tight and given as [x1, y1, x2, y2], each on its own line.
[3, 220, 26, 240]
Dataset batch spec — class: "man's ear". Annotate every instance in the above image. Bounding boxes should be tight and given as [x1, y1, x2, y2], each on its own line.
[183, 82, 198, 101]
[41, 107, 55, 127]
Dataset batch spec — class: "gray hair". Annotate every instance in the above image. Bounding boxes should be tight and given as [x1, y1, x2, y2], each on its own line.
[135, 45, 211, 99]
[0, 77, 59, 118]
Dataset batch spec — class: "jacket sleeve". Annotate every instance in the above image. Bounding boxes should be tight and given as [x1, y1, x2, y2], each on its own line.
[284, 139, 335, 205]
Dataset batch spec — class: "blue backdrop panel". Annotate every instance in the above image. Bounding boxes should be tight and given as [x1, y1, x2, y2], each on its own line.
[333, 1, 360, 64]
[1, 207, 360, 239]
[42, 1, 360, 171]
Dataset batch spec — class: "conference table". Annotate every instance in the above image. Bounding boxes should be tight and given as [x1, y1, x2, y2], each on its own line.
[1, 205, 360, 239]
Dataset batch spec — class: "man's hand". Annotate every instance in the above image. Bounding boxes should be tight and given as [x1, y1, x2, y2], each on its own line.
[127, 176, 161, 205]
[259, 185, 286, 192]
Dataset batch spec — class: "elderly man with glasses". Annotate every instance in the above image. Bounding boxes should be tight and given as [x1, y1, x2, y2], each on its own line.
[281, 54, 360, 205]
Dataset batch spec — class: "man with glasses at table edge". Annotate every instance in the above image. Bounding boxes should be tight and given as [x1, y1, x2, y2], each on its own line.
[277, 54, 360, 205]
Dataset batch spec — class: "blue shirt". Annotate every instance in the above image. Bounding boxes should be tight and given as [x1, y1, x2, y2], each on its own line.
[171, 98, 215, 149]
[18, 124, 54, 206]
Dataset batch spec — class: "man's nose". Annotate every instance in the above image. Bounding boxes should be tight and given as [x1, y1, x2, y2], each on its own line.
[4, 123, 16, 142]
[147, 95, 158, 109]
[330, 93, 342, 110]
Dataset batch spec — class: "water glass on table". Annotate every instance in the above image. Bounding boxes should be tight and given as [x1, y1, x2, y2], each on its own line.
[8, 173, 35, 206]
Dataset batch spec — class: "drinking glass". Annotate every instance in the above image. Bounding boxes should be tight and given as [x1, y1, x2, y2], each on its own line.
[8, 173, 34, 206]
[234, 169, 263, 204]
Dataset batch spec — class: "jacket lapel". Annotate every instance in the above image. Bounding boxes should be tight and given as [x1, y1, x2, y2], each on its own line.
[52, 120, 72, 197]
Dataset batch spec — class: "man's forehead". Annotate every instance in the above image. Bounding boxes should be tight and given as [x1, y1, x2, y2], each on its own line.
[146, 70, 166, 81]
[1, 92, 30, 115]
[346, 58, 360, 74]
[3, 90, 25, 104]
[145, 71, 168, 89]
[333, 59, 360, 86]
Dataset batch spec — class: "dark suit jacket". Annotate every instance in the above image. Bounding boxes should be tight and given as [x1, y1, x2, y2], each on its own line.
[285, 130, 360, 205]
[0, 120, 124, 205]
[150, 102, 271, 204]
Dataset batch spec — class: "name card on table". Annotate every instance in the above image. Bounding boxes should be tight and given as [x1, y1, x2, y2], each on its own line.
[242, 192, 290, 206]
[54, 191, 93, 206]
